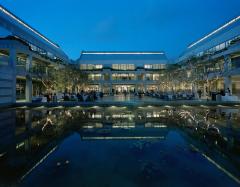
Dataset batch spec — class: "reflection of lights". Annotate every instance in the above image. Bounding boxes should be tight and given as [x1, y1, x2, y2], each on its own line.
[82, 137, 165, 140]
[164, 105, 172, 108]
[112, 114, 135, 119]
[35, 106, 45, 109]
[21, 146, 58, 181]
[83, 125, 94, 129]
[16, 142, 25, 149]
[217, 105, 227, 108]
[83, 123, 103, 128]
[95, 123, 103, 128]
[0, 152, 6, 157]
[146, 112, 165, 118]
[145, 123, 167, 128]
[113, 122, 135, 129]
[200, 105, 208, 108]
[190, 144, 240, 185]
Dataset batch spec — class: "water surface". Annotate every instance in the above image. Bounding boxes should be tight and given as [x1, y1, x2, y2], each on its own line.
[0, 106, 240, 187]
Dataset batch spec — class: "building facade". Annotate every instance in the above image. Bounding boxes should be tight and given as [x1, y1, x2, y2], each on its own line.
[0, 5, 70, 105]
[177, 16, 240, 98]
[1, 4, 240, 104]
[77, 51, 169, 94]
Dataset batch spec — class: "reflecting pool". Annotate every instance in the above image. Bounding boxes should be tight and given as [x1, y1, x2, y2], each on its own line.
[0, 106, 240, 187]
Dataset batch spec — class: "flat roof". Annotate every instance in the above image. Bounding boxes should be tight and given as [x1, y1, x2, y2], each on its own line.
[0, 5, 59, 49]
[188, 15, 240, 49]
[79, 51, 168, 64]
[0, 5, 69, 61]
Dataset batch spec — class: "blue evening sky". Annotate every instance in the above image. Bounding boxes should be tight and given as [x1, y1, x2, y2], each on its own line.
[1, 0, 240, 60]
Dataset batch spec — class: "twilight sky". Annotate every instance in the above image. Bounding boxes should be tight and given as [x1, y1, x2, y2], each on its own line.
[1, 0, 240, 60]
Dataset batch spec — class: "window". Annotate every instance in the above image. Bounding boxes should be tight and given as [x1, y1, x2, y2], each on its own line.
[80, 64, 103, 70]
[112, 64, 135, 70]
[112, 73, 136, 80]
[88, 74, 102, 81]
[144, 64, 166, 70]
[146, 74, 160, 81]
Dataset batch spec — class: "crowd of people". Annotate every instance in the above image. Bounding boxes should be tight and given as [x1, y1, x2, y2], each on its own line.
[63, 91, 103, 102]
[33, 91, 104, 103]
[145, 90, 195, 100]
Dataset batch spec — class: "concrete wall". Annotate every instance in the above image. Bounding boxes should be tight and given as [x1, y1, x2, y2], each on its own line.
[0, 65, 15, 105]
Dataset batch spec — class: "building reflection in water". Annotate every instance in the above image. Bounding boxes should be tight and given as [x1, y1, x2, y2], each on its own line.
[0, 106, 239, 185]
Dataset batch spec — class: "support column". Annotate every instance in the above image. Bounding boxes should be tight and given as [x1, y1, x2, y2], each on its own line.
[224, 76, 232, 94]
[192, 83, 199, 99]
[144, 84, 147, 92]
[25, 55, 32, 102]
[203, 83, 207, 97]
[224, 55, 232, 72]
[9, 48, 17, 103]
[224, 55, 232, 95]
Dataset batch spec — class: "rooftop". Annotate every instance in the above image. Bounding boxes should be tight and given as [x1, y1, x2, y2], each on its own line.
[79, 51, 168, 64]
[188, 15, 240, 49]
[0, 5, 68, 61]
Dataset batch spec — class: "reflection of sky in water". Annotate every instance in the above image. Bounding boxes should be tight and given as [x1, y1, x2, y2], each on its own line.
[0, 106, 240, 187]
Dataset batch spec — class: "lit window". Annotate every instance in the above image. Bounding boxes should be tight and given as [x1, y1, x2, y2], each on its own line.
[80, 64, 103, 70]
[144, 64, 166, 70]
[112, 64, 135, 70]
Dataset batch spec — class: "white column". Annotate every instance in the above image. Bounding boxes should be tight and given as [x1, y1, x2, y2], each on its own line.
[192, 83, 199, 99]
[109, 84, 113, 94]
[25, 55, 32, 102]
[224, 55, 231, 72]
[9, 48, 17, 103]
[203, 83, 207, 97]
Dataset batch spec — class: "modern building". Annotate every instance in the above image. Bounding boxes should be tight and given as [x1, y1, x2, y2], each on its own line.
[77, 51, 169, 94]
[177, 16, 240, 98]
[1, 4, 240, 104]
[0, 5, 70, 105]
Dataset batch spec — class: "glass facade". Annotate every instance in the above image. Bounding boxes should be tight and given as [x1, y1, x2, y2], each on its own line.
[112, 73, 136, 81]
[88, 74, 102, 81]
[146, 74, 160, 81]
[196, 34, 240, 57]
[144, 64, 166, 70]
